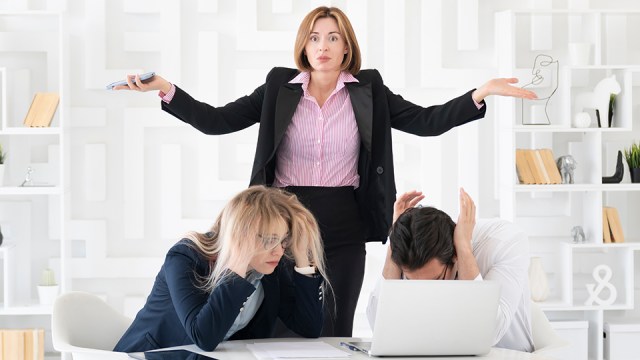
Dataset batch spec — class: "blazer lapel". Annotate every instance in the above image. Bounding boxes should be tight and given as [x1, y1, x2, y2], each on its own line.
[273, 84, 303, 153]
[346, 82, 373, 153]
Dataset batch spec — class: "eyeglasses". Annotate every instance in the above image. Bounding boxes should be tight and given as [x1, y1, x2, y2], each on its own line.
[258, 233, 292, 251]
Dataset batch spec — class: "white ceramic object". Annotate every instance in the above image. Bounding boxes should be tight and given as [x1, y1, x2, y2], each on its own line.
[573, 112, 591, 128]
[529, 257, 550, 302]
[37, 285, 59, 305]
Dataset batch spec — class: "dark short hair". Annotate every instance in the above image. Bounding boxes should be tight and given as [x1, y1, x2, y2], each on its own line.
[389, 207, 456, 271]
[293, 6, 361, 74]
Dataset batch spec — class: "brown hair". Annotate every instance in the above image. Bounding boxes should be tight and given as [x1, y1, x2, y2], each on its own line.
[293, 6, 361, 74]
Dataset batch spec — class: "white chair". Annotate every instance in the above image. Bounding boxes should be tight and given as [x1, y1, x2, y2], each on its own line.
[52, 291, 133, 359]
[531, 301, 569, 355]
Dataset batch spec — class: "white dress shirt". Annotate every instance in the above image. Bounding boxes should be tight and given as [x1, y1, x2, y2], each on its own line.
[367, 219, 534, 352]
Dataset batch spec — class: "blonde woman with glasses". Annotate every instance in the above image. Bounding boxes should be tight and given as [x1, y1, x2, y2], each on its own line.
[114, 186, 329, 352]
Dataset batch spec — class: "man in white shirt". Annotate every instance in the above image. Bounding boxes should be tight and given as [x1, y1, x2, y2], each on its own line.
[367, 189, 534, 352]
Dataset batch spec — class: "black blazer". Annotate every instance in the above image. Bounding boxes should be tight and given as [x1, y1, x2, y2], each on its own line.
[162, 68, 486, 242]
[113, 240, 324, 352]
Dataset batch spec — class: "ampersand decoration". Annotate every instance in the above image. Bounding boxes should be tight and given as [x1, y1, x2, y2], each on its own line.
[584, 264, 617, 306]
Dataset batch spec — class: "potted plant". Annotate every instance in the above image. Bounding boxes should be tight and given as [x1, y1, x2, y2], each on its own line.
[624, 142, 640, 183]
[37, 268, 59, 305]
[0, 142, 6, 186]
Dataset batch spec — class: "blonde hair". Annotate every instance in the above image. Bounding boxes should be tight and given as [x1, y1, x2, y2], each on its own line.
[184, 186, 328, 293]
[294, 6, 361, 74]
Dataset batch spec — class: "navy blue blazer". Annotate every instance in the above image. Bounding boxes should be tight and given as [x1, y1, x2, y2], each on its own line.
[113, 240, 324, 352]
[162, 68, 486, 243]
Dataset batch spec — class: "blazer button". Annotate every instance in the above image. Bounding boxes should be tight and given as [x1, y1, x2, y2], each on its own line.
[376, 166, 384, 175]
[240, 307, 244, 312]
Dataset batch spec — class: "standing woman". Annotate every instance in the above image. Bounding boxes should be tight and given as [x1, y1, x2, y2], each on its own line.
[114, 6, 536, 336]
[113, 186, 328, 352]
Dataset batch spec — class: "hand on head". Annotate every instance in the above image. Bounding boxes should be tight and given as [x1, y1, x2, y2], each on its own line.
[453, 188, 476, 251]
[472, 78, 538, 103]
[392, 190, 425, 223]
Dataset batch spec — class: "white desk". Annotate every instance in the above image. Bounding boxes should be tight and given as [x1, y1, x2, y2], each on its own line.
[167, 338, 553, 360]
[73, 338, 555, 360]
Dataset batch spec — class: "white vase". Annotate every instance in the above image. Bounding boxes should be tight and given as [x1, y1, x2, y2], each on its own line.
[0, 164, 5, 186]
[529, 257, 550, 302]
[37, 285, 59, 305]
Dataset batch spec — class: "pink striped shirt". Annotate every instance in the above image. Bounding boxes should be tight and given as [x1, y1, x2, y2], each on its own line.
[273, 71, 360, 188]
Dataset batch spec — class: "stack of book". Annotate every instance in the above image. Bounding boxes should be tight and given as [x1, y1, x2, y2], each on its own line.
[515, 149, 563, 184]
[603, 207, 624, 243]
[0, 328, 44, 360]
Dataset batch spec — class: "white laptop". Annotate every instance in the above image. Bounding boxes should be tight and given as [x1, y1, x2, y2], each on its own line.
[346, 280, 500, 356]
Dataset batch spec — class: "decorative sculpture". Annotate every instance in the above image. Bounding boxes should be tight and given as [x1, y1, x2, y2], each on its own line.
[19, 166, 34, 187]
[520, 54, 559, 125]
[574, 75, 621, 128]
[529, 257, 550, 302]
[571, 226, 586, 243]
[585, 264, 617, 306]
[602, 151, 624, 184]
[556, 155, 577, 184]
[573, 112, 591, 128]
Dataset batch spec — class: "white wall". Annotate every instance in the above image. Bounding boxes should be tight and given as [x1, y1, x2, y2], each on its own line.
[2, 0, 640, 339]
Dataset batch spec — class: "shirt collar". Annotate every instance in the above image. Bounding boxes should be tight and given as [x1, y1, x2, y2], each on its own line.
[246, 270, 264, 285]
[289, 71, 359, 97]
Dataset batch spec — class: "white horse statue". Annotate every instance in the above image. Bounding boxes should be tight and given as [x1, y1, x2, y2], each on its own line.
[574, 75, 621, 128]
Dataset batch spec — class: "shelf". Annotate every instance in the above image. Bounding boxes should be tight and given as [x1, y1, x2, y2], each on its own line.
[538, 301, 633, 311]
[0, 11, 62, 16]
[0, 127, 61, 135]
[566, 243, 640, 250]
[0, 186, 61, 195]
[0, 303, 53, 316]
[513, 184, 640, 192]
[513, 126, 632, 133]
[569, 304, 633, 311]
[565, 65, 640, 71]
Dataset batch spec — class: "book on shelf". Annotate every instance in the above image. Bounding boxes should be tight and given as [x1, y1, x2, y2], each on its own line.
[603, 208, 612, 243]
[539, 149, 562, 184]
[515, 149, 562, 185]
[0, 328, 43, 360]
[23, 92, 59, 128]
[604, 207, 625, 243]
[533, 150, 551, 184]
[515, 149, 535, 184]
[524, 149, 546, 184]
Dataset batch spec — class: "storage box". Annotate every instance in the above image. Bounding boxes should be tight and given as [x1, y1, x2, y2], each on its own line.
[604, 321, 640, 360]
[550, 321, 589, 360]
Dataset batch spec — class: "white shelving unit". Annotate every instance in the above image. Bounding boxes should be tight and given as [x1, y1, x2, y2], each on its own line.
[0, 11, 67, 359]
[496, 10, 640, 360]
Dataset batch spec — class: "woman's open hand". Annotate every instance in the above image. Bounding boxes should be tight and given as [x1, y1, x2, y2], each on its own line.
[472, 78, 538, 103]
